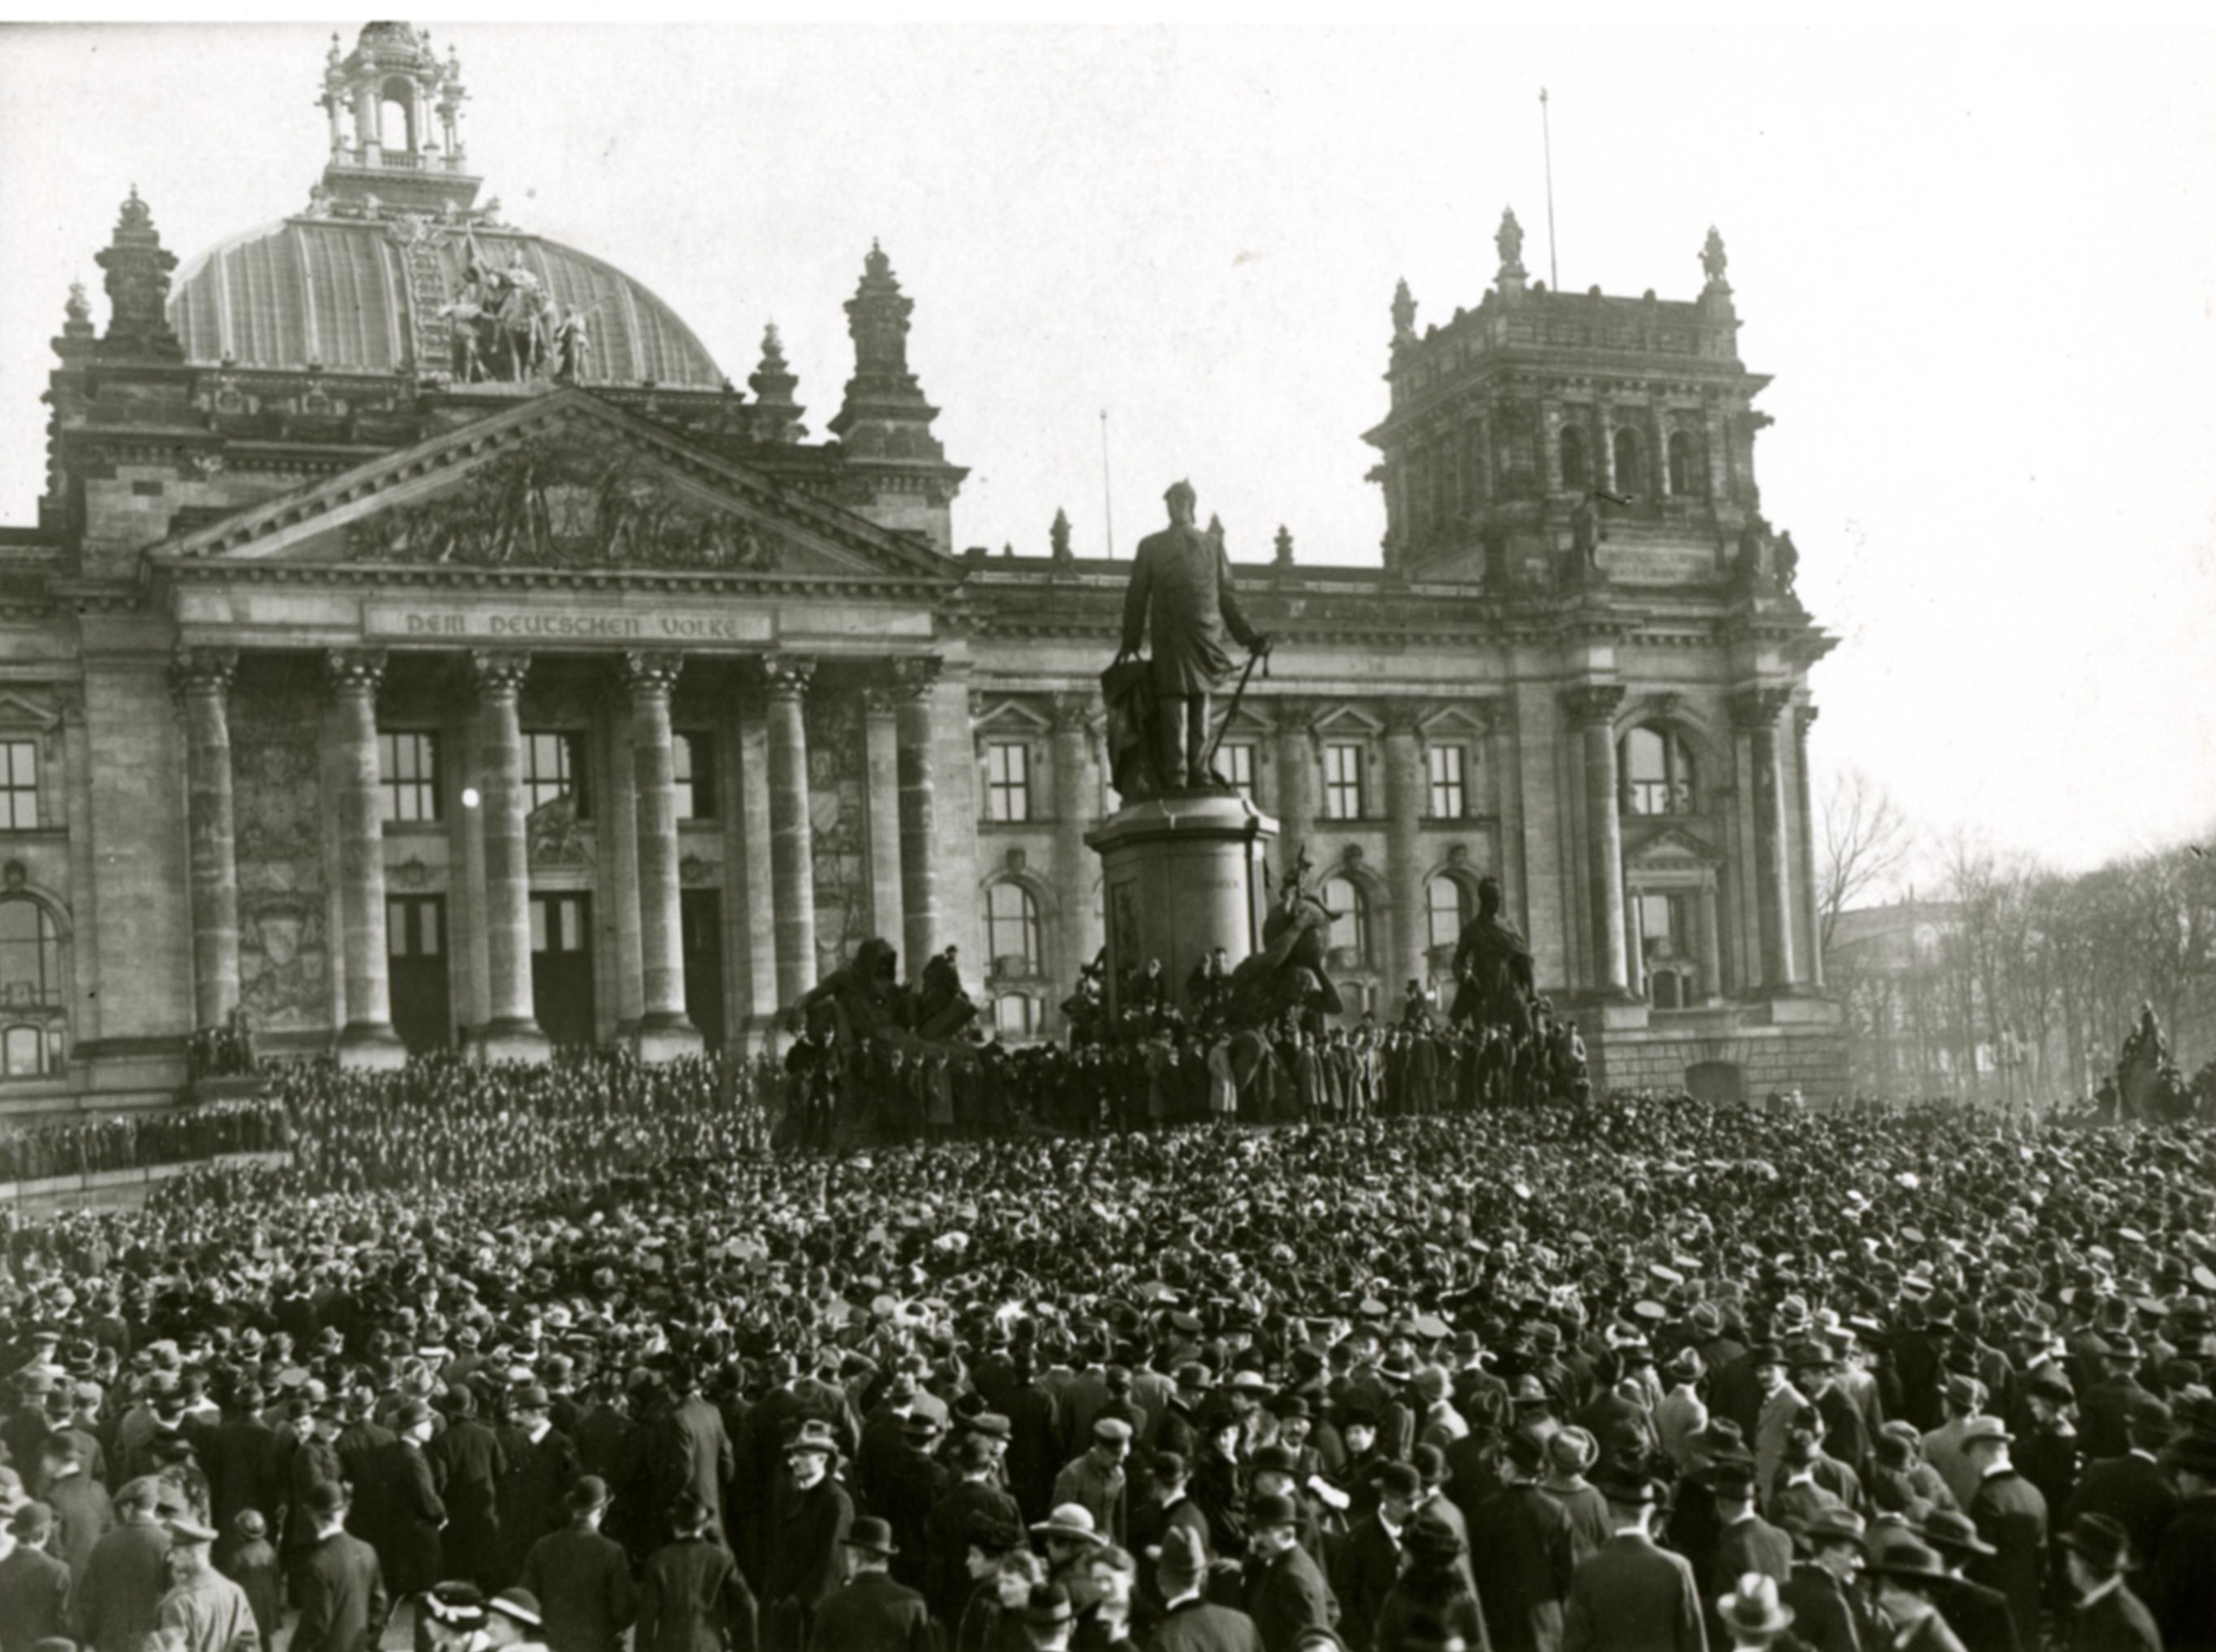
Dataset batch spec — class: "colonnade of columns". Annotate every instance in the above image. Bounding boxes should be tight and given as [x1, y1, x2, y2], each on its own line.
[172, 645, 957, 1068]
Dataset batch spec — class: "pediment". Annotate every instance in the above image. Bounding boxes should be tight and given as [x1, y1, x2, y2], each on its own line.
[1625, 824, 1722, 867]
[972, 697, 1054, 735]
[158, 390, 954, 584]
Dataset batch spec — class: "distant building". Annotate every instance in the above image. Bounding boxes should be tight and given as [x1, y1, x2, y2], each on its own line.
[0, 24, 1843, 1112]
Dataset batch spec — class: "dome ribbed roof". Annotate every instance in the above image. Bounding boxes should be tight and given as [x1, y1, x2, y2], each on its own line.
[168, 217, 723, 390]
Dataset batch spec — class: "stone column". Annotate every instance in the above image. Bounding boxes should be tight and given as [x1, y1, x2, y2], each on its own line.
[623, 650, 701, 1060]
[762, 654, 817, 1006]
[1052, 694, 1103, 983]
[1651, 401, 1672, 498]
[1596, 400, 1618, 493]
[1704, 397, 1731, 502]
[1733, 687, 1799, 993]
[1272, 700, 1316, 886]
[171, 648, 241, 1035]
[326, 650, 404, 1068]
[862, 689, 905, 943]
[891, 655, 943, 976]
[468, 650, 547, 1061]
[733, 695, 780, 1034]
[1383, 708, 1427, 989]
[603, 693, 644, 1036]
[1696, 880, 1722, 1003]
[1794, 705, 1825, 988]
[1564, 684, 1630, 997]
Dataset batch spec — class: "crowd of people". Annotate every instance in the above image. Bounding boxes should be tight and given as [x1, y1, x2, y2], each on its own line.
[0, 1064, 2211, 1652]
[0, 1101, 290, 1190]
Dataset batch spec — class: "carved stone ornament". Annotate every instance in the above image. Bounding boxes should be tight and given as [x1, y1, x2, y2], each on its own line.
[1562, 683, 1627, 728]
[679, 853, 715, 886]
[346, 433, 784, 572]
[526, 793, 593, 869]
[389, 856, 430, 891]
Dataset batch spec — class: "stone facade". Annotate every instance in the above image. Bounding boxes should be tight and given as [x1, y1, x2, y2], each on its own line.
[0, 27, 1841, 1117]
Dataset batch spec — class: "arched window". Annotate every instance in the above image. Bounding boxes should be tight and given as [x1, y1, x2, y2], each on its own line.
[993, 993, 1039, 1038]
[1620, 726, 1698, 815]
[1322, 876, 1371, 967]
[0, 895, 64, 1078]
[380, 79, 416, 153]
[1426, 877, 1471, 951]
[985, 882, 1043, 977]
[1613, 427, 1644, 496]
[1667, 431, 1698, 497]
[1559, 425, 1588, 492]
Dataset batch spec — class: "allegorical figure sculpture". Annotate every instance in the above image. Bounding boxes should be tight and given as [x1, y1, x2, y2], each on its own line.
[1450, 875, 1535, 1037]
[1109, 480, 1269, 793]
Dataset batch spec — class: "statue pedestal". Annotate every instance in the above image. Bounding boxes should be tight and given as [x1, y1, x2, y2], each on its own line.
[1088, 791, 1277, 1020]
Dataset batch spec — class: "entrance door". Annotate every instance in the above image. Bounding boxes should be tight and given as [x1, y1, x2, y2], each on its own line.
[681, 889, 726, 1050]
[387, 895, 451, 1052]
[529, 892, 596, 1047]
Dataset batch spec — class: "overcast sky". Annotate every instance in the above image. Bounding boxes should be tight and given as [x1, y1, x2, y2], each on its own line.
[2, 20, 2212, 877]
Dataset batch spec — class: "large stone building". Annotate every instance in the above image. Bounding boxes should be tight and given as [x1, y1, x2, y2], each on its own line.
[0, 25, 1842, 1115]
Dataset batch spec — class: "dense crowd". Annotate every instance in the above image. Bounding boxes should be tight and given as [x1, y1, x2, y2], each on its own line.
[0, 1064, 2212, 1652]
[0, 1101, 291, 1188]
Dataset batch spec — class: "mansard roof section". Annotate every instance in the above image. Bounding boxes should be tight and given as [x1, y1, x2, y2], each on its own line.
[152, 387, 960, 586]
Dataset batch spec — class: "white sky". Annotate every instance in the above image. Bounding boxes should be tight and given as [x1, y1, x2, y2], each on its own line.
[2, 19, 2213, 877]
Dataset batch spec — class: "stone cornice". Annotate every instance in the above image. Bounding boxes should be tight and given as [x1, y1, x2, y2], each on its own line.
[154, 555, 957, 605]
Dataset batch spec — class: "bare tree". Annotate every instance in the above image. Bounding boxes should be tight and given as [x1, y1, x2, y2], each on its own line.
[1819, 767, 1915, 953]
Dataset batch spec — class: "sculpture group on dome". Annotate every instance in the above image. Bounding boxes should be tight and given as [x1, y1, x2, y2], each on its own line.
[440, 234, 598, 385]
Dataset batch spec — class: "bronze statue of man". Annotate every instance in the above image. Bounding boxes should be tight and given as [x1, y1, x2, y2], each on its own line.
[1116, 480, 1269, 790]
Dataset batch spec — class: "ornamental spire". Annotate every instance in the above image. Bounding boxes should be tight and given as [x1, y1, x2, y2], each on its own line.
[748, 323, 806, 444]
[94, 188, 182, 361]
[829, 241, 945, 460]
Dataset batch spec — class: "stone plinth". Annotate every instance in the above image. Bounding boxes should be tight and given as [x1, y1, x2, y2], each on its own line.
[1088, 791, 1277, 1017]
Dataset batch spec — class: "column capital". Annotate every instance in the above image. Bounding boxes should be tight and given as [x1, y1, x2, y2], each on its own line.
[760, 653, 815, 700]
[1050, 693, 1092, 735]
[1561, 682, 1626, 729]
[1794, 703, 1820, 738]
[620, 650, 686, 697]
[889, 654, 944, 702]
[862, 685, 899, 720]
[1384, 702, 1427, 739]
[169, 646, 239, 703]
[324, 648, 388, 695]
[467, 650, 531, 697]
[1729, 685, 1794, 730]
[1271, 697, 1321, 737]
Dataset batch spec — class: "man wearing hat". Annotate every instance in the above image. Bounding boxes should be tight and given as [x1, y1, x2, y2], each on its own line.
[1864, 1535, 1969, 1652]
[485, 1587, 550, 1652]
[153, 1512, 260, 1652]
[923, 1429, 1021, 1629]
[2057, 1513, 2159, 1652]
[1653, 1348, 1709, 1477]
[292, 1480, 388, 1652]
[1913, 1511, 2015, 1652]
[70, 1476, 171, 1652]
[1959, 1418, 2045, 1650]
[0, 1501, 71, 1652]
[805, 1518, 928, 1652]
[1560, 1466, 1704, 1652]
[1924, 1376, 1993, 1516]
[372, 1399, 448, 1598]
[637, 1492, 757, 1652]
[34, 1435, 108, 1585]
[1149, 1523, 1262, 1652]
[2060, 1395, 2178, 1574]
[520, 1478, 636, 1652]
[1053, 1418, 1132, 1550]
[1713, 1574, 1795, 1652]
[763, 1421, 852, 1652]
[426, 1382, 507, 1591]
[1466, 1428, 1576, 1652]
[1240, 1491, 1335, 1652]
[871, 1412, 948, 1598]
[1335, 1461, 1422, 1652]
[1704, 1460, 1791, 1627]
[1778, 1507, 1875, 1652]
[502, 1384, 584, 1587]
[2148, 1427, 2216, 1651]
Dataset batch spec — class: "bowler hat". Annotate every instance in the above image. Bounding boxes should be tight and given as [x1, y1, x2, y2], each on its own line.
[2058, 1512, 2134, 1574]
[842, 1516, 898, 1558]
[1031, 1504, 1105, 1547]
[1867, 1536, 1950, 1583]
[1917, 1510, 1996, 1558]
[1023, 1584, 1074, 1629]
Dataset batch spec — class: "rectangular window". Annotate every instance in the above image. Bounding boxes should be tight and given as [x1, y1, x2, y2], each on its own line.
[521, 730, 588, 819]
[1222, 742, 1256, 797]
[0, 740, 38, 831]
[673, 731, 717, 821]
[377, 732, 442, 825]
[1638, 891, 1687, 962]
[1323, 743, 1365, 820]
[1427, 744, 1467, 819]
[985, 741, 1030, 823]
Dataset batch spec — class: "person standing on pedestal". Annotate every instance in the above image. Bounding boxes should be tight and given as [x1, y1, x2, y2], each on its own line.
[1115, 482, 1270, 793]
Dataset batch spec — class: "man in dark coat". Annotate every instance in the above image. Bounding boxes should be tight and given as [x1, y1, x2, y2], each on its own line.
[762, 1422, 852, 1652]
[1704, 1460, 1792, 1635]
[1778, 1508, 1879, 1652]
[2059, 1396, 2178, 1574]
[1963, 1418, 2048, 1650]
[425, 1385, 507, 1590]
[0, 1501, 73, 1652]
[70, 1477, 172, 1652]
[285, 1404, 347, 1579]
[1116, 480, 1267, 793]
[2057, 1512, 2160, 1652]
[333, 1395, 393, 1552]
[203, 1385, 282, 1569]
[502, 1386, 583, 1587]
[1149, 1523, 1264, 1652]
[804, 1519, 927, 1652]
[290, 1479, 388, 1652]
[2147, 1431, 2216, 1652]
[1240, 1493, 1336, 1652]
[870, 1415, 947, 1597]
[1918, 1511, 2021, 1652]
[521, 1477, 637, 1652]
[37, 1437, 110, 1584]
[1334, 1462, 1419, 1652]
[658, 1365, 737, 1553]
[639, 1493, 757, 1652]
[1559, 1471, 1704, 1652]
[1467, 1429, 1577, 1652]
[371, 1400, 447, 1598]
[920, 1432, 1019, 1630]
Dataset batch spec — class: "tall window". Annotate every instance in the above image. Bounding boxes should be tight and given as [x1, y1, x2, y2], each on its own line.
[1322, 876, 1370, 966]
[1559, 424, 1588, 492]
[1427, 877, 1471, 951]
[521, 730, 588, 818]
[993, 993, 1039, 1038]
[673, 731, 716, 821]
[1222, 742, 1256, 797]
[1621, 726, 1697, 816]
[0, 741, 39, 831]
[0, 897, 62, 1078]
[1668, 430, 1698, 496]
[986, 882, 1043, 976]
[1323, 743, 1365, 820]
[1614, 427, 1644, 496]
[1637, 891, 1688, 962]
[985, 742, 1030, 823]
[1426, 744, 1467, 819]
[377, 732, 441, 824]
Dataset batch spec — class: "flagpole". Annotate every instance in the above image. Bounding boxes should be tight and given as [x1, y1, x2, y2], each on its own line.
[1540, 87, 1559, 291]
[1100, 409, 1115, 559]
